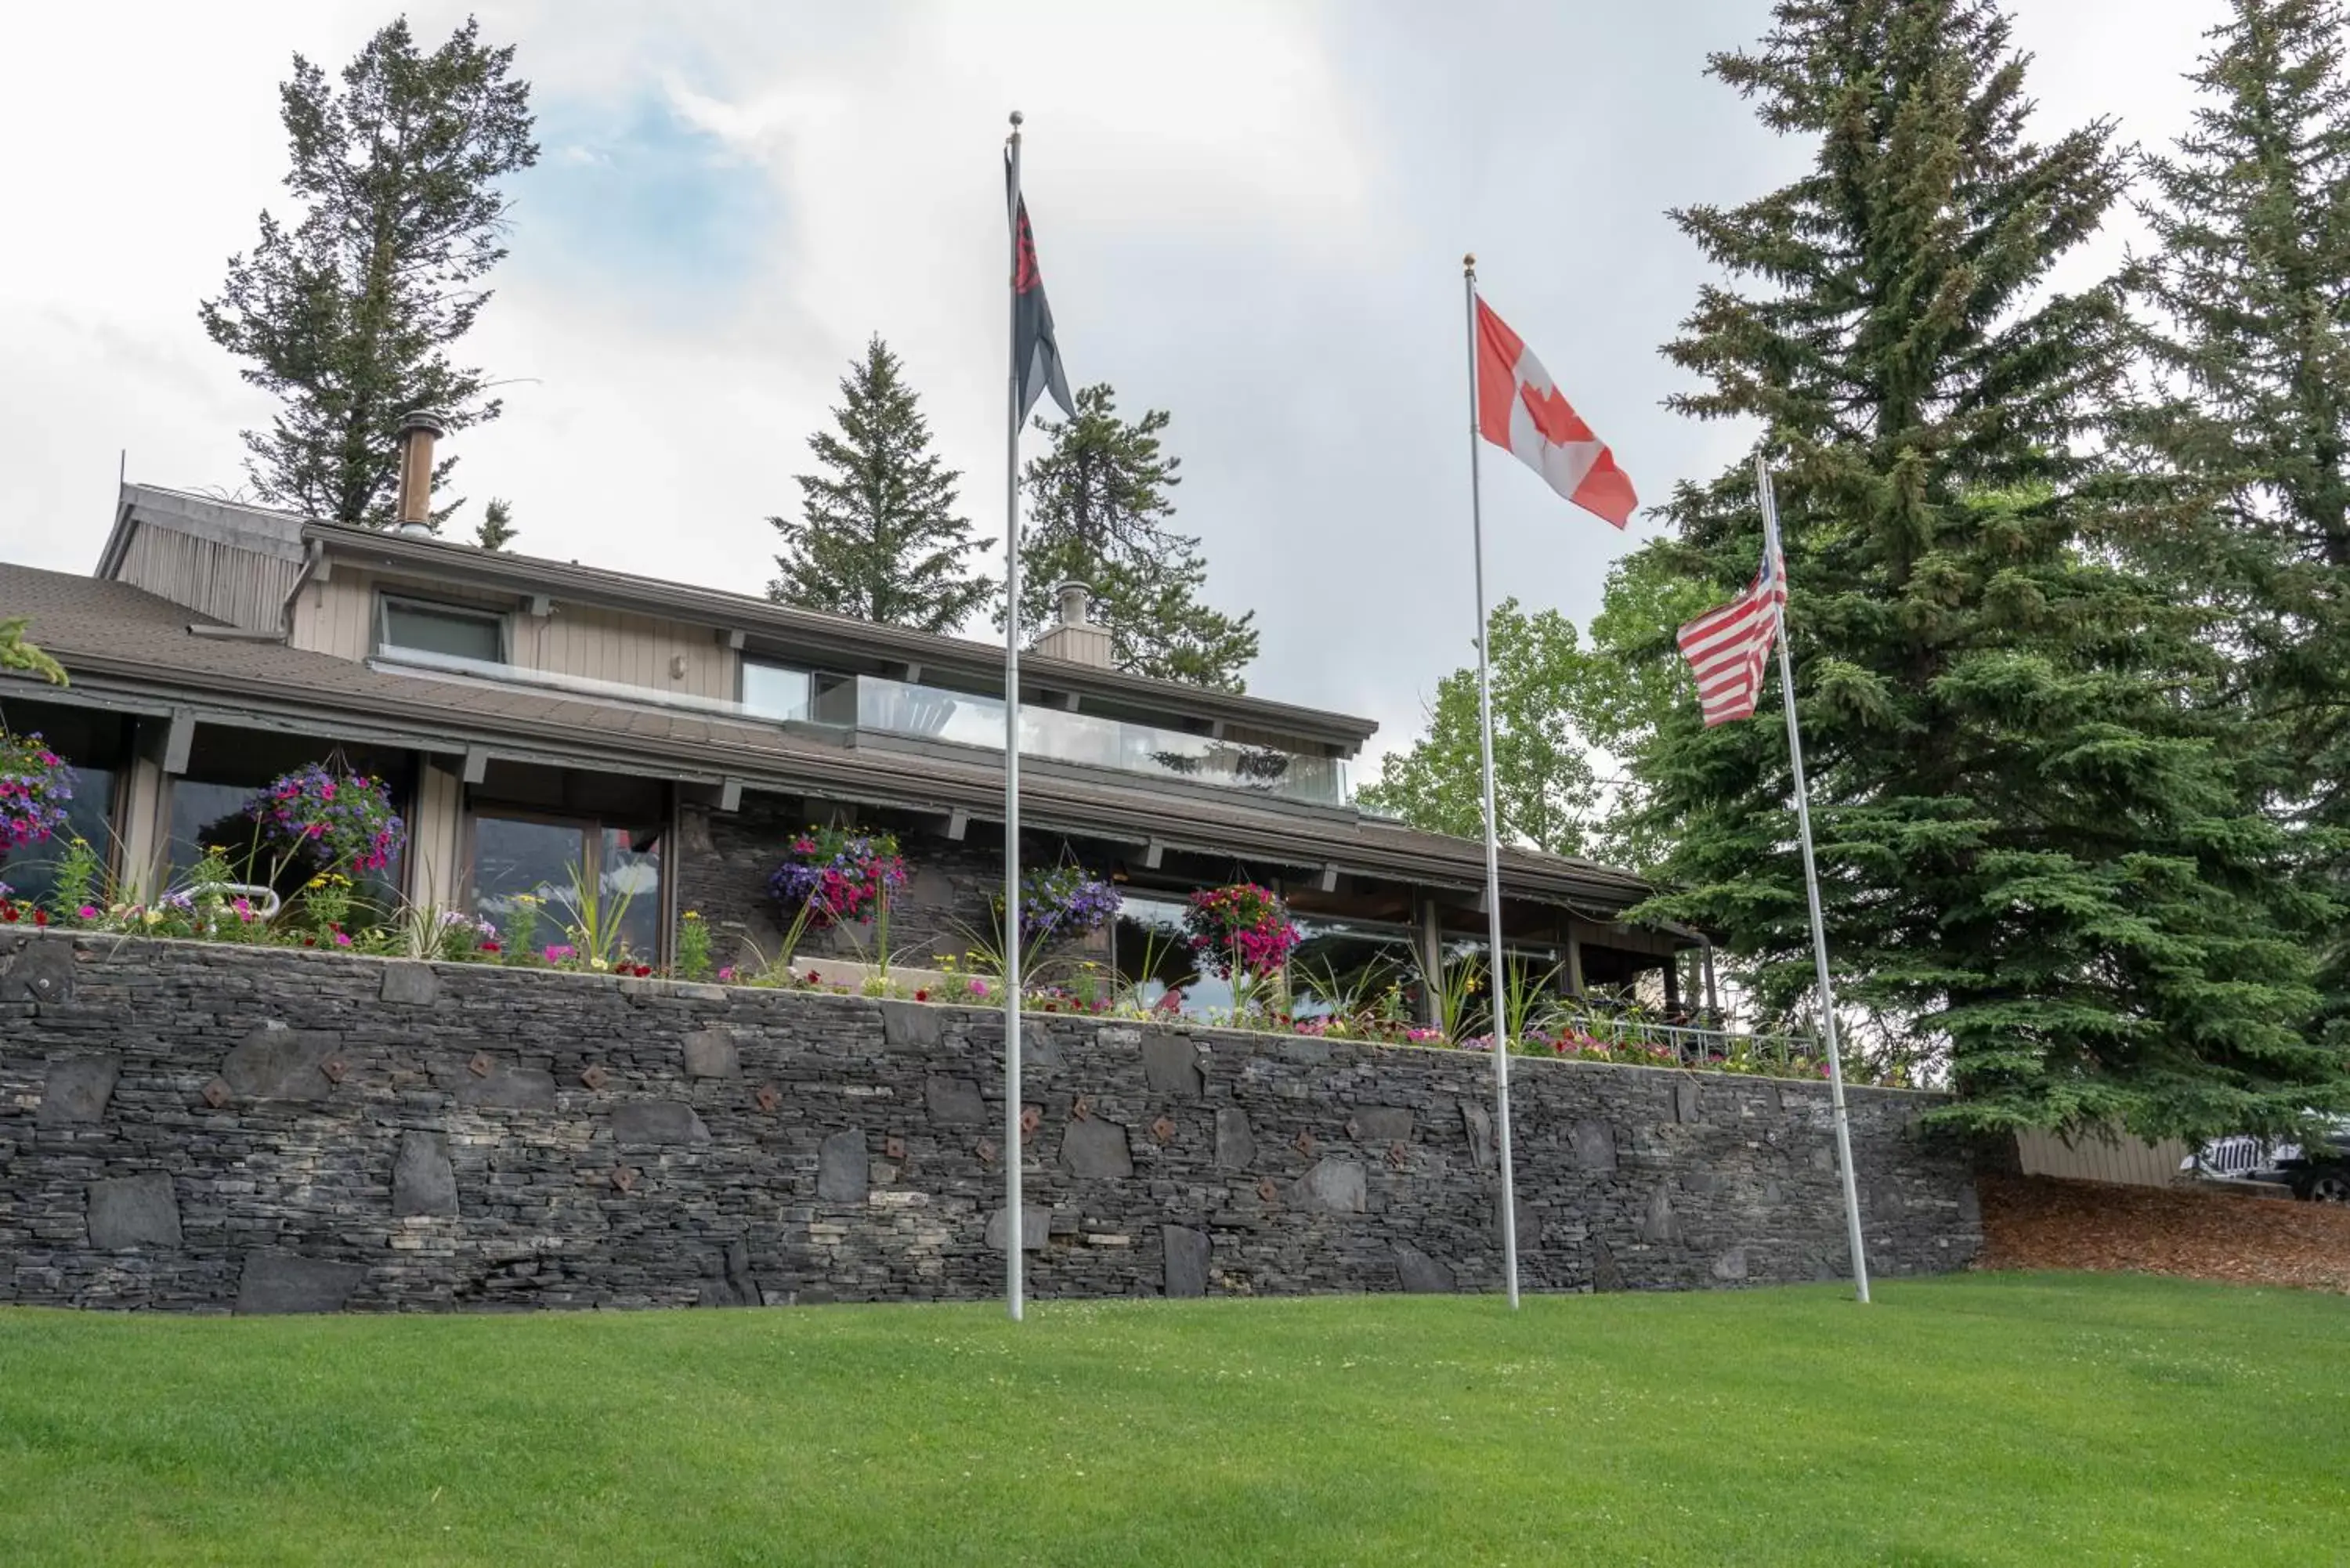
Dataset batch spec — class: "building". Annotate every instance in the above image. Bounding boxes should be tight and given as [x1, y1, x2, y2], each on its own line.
[0, 424, 1711, 1018]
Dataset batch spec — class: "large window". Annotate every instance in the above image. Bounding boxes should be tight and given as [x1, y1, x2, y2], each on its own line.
[379, 595, 505, 663]
[0, 704, 125, 908]
[740, 659, 812, 721]
[470, 812, 663, 962]
[165, 731, 410, 912]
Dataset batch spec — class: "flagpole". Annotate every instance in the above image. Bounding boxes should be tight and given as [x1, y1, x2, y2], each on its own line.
[1462, 255, 1521, 1310]
[1003, 109, 1028, 1321]
[1755, 455, 1870, 1306]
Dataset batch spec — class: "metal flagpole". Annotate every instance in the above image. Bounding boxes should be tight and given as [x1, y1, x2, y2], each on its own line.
[1003, 110, 1028, 1321]
[1755, 455, 1871, 1305]
[1462, 255, 1521, 1309]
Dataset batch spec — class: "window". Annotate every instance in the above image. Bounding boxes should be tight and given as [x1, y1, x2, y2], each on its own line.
[740, 659, 812, 720]
[380, 596, 505, 663]
[470, 812, 663, 962]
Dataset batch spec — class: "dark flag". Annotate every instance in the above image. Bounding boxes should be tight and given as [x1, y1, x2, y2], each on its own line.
[1009, 154, 1076, 421]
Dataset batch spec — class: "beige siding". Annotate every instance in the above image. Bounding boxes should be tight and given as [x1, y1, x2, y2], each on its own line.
[293, 566, 739, 701]
[2014, 1126, 2190, 1188]
[119, 525, 302, 632]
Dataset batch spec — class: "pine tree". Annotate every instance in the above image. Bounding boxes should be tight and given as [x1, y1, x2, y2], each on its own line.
[0, 617, 67, 687]
[1356, 599, 1599, 857]
[1630, 0, 2345, 1137]
[475, 497, 519, 552]
[1016, 385, 1260, 691]
[768, 337, 991, 634]
[2120, 0, 2350, 1005]
[201, 18, 537, 529]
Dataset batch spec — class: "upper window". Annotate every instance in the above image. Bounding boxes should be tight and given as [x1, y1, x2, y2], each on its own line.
[380, 596, 504, 663]
[741, 659, 812, 720]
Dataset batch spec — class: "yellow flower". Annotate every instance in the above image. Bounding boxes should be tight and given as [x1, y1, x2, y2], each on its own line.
[682, 910, 703, 922]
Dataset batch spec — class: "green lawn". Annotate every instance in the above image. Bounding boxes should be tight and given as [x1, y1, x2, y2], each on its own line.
[1, 1274, 2342, 1566]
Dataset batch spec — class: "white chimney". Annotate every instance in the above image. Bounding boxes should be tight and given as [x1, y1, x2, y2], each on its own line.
[1032, 580, 1112, 669]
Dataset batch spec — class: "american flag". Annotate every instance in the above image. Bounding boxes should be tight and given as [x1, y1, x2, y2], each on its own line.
[1676, 522, 1786, 727]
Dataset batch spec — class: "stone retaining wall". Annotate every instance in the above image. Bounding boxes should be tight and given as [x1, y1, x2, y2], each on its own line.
[0, 930, 1982, 1312]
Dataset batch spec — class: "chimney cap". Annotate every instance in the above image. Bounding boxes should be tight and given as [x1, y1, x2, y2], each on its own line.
[398, 408, 451, 438]
[1052, 580, 1093, 627]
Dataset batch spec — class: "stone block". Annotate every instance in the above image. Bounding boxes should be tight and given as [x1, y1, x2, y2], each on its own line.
[1640, 1183, 1684, 1245]
[1214, 1107, 1256, 1169]
[879, 999, 941, 1050]
[38, 1054, 119, 1125]
[1674, 1082, 1702, 1125]
[379, 961, 439, 1006]
[457, 1066, 559, 1111]
[682, 1029, 739, 1079]
[926, 1075, 986, 1125]
[818, 1129, 869, 1201]
[1163, 1225, 1211, 1297]
[1459, 1099, 1495, 1170]
[1570, 1119, 1618, 1171]
[8, 937, 75, 1003]
[1394, 1242, 1454, 1294]
[87, 1173, 180, 1249]
[1140, 1036, 1204, 1099]
[221, 1023, 337, 1100]
[237, 1252, 365, 1314]
[1502, 1194, 1540, 1252]
[1061, 1118, 1133, 1179]
[1292, 1158, 1367, 1215]
[613, 1101, 710, 1145]
[392, 1130, 458, 1217]
[985, 1205, 1049, 1251]
[697, 1241, 762, 1307]
[1712, 1245, 1749, 1282]
[1354, 1106, 1412, 1143]
[1590, 1238, 1628, 1292]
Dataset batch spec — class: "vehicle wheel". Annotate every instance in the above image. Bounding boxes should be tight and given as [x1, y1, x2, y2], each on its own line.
[2299, 1165, 2350, 1204]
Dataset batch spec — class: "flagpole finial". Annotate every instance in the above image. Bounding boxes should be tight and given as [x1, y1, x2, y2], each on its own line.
[1462, 251, 1476, 275]
[1009, 109, 1024, 127]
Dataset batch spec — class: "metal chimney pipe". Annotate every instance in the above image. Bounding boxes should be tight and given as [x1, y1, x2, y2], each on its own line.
[393, 409, 450, 528]
[1054, 580, 1090, 629]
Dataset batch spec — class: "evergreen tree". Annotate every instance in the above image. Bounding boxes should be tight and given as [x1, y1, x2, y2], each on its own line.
[1016, 385, 1260, 691]
[2120, 0, 2350, 1003]
[1630, 0, 2345, 1137]
[1357, 599, 1600, 858]
[474, 497, 519, 552]
[768, 337, 991, 634]
[0, 617, 67, 687]
[200, 17, 537, 529]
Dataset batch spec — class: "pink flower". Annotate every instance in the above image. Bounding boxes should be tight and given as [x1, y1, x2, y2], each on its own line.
[717, 966, 736, 982]
[332, 931, 352, 948]
[75, 905, 98, 919]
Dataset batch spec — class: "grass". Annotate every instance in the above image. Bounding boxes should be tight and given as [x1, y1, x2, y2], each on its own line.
[0, 1274, 2343, 1566]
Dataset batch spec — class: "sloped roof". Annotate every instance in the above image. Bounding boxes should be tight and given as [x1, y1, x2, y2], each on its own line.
[1, 562, 1660, 915]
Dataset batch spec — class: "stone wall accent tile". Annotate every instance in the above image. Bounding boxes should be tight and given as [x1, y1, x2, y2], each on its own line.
[1214, 1107, 1256, 1169]
[221, 1023, 338, 1101]
[1061, 1118, 1134, 1179]
[1673, 1081, 1702, 1125]
[1394, 1242, 1455, 1294]
[1711, 1245, 1749, 1282]
[380, 962, 439, 1006]
[1571, 1119, 1619, 1172]
[612, 1101, 711, 1145]
[457, 1066, 559, 1111]
[392, 1130, 458, 1217]
[880, 999, 942, 1050]
[38, 1054, 120, 1125]
[1292, 1158, 1368, 1214]
[1639, 1183, 1684, 1245]
[697, 1241, 762, 1307]
[926, 1076, 986, 1125]
[985, 1205, 1050, 1251]
[1354, 1106, 1412, 1143]
[87, 1173, 181, 1249]
[1163, 1226, 1211, 1297]
[817, 1129, 869, 1201]
[1590, 1237, 1628, 1292]
[681, 1029, 739, 1080]
[237, 1252, 366, 1314]
[1460, 1099, 1495, 1170]
[8, 937, 74, 1004]
[1140, 1036, 1204, 1099]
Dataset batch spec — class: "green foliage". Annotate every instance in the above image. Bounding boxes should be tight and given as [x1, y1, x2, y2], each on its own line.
[1016, 384, 1260, 691]
[1356, 598, 1601, 858]
[768, 336, 992, 634]
[1631, 0, 2346, 1139]
[675, 910, 713, 981]
[2117, 0, 2350, 1014]
[0, 616, 67, 687]
[474, 497, 519, 552]
[200, 17, 537, 527]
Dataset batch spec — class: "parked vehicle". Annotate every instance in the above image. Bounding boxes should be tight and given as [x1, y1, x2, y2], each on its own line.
[2186, 1118, 2350, 1202]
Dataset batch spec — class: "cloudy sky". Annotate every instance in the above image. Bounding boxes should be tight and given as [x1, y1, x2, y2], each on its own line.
[0, 0, 2220, 769]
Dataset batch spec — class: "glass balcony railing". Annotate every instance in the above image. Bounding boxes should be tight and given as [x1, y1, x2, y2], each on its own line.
[855, 675, 1350, 806]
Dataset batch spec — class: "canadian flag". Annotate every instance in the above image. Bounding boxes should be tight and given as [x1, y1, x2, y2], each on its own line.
[1474, 295, 1636, 527]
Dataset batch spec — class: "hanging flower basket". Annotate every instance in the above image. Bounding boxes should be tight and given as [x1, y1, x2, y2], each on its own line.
[768, 826, 907, 929]
[243, 763, 406, 873]
[1182, 883, 1301, 977]
[996, 864, 1122, 948]
[0, 729, 74, 854]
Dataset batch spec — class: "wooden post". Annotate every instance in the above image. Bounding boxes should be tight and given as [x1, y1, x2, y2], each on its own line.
[1701, 941, 1720, 1017]
[1564, 925, 1585, 997]
[1414, 894, 1443, 1028]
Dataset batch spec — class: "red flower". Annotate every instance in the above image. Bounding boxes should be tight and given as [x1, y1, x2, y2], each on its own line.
[1, 906, 17, 923]
[32, 909, 48, 927]
[481, 941, 501, 954]
[807, 970, 821, 985]
[634, 964, 653, 977]
[914, 988, 929, 1003]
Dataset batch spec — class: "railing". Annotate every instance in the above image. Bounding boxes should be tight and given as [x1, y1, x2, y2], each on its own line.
[855, 674, 1350, 806]
[1553, 1013, 1825, 1075]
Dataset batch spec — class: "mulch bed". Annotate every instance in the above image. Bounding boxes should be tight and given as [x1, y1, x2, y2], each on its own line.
[1976, 1172, 2350, 1292]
